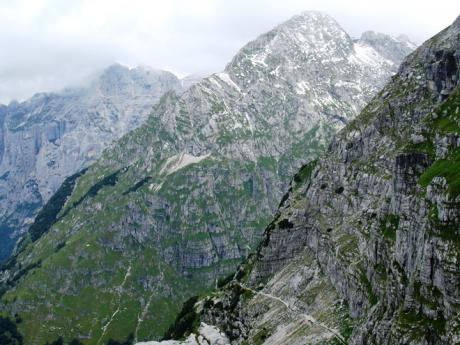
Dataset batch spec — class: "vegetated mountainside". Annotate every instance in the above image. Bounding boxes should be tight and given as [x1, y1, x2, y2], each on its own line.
[0, 64, 182, 262]
[167, 15, 460, 345]
[0, 11, 414, 345]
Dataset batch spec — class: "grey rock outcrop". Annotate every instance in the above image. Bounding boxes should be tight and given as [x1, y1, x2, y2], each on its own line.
[193, 15, 460, 345]
[0, 64, 181, 261]
[358, 30, 417, 63]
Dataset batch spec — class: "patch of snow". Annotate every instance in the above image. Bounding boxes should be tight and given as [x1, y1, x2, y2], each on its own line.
[209, 77, 222, 90]
[334, 80, 361, 92]
[270, 65, 281, 77]
[217, 73, 241, 93]
[232, 119, 243, 130]
[250, 48, 269, 67]
[148, 182, 163, 193]
[244, 113, 254, 135]
[350, 43, 394, 67]
[295, 81, 310, 94]
[160, 153, 211, 176]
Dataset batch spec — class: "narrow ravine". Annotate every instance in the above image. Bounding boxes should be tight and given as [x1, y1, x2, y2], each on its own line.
[97, 264, 132, 345]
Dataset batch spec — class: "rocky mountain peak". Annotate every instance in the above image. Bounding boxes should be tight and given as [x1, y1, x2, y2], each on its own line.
[277, 10, 354, 57]
[218, 11, 414, 135]
[225, 10, 353, 81]
[90, 63, 135, 95]
[0, 64, 182, 262]
[358, 30, 417, 62]
[183, 15, 460, 345]
[90, 63, 180, 99]
[279, 10, 347, 36]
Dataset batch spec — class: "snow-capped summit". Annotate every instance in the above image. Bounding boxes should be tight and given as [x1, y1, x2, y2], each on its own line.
[219, 10, 415, 128]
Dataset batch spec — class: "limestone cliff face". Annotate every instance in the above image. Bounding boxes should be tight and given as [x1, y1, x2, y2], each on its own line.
[0, 64, 181, 261]
[0, 12, 413, 345]
[186, 15, 460, 345]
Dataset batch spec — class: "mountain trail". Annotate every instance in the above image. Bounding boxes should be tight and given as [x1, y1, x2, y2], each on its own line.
[235, 282, 346, 344]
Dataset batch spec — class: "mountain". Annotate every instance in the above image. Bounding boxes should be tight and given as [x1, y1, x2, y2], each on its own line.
[0, 11, 414, 344]
[180, 74, 207, 90]
[166, 15, 460, 345]
[357, 31, 417, 63]
[0, 64, 181, 261]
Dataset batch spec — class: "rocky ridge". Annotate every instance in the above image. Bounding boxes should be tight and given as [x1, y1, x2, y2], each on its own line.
[173, 14, 460, 345]
[0, 11, 414, 344]
[0, 64, 182, 261]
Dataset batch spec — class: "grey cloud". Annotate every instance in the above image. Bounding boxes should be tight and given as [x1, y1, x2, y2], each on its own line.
[0, 0, 458, 103]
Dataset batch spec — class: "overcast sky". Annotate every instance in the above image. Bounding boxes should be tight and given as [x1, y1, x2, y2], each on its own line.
[0, 0, 459, 104]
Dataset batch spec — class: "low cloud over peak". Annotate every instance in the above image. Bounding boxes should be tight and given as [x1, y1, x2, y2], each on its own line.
[0, 0, 458, 103]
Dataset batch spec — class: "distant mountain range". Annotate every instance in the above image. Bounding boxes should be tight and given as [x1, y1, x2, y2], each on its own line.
[0, 65, 197, 261]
